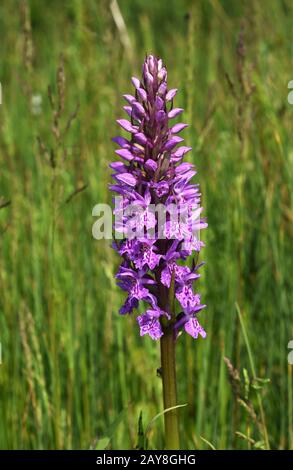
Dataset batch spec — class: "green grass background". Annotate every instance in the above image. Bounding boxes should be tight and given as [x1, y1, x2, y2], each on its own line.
[0, 0, 292, 449]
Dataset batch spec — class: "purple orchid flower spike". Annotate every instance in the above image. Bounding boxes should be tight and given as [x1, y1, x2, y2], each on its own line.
[110, 54, 207, 450]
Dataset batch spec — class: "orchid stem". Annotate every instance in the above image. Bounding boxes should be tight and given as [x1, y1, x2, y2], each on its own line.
[160, 326, 180, 450]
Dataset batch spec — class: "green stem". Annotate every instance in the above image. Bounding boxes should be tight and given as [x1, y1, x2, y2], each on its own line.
[160, 326, 180, 450]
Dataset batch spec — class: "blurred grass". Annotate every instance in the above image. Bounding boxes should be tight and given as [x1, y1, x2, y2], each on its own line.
[0, 0, 293, 449]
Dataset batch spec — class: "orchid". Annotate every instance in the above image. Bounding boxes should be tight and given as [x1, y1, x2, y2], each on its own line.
[110, 55, 207, 449]
[110, 55, 207, 340]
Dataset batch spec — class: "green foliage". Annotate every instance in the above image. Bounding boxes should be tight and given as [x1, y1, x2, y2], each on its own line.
[0, 0, 292, 449]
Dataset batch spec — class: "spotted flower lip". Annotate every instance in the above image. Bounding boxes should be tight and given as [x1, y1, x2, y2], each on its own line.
[110, 54, 207, 340]
[137, 311, 163, 340]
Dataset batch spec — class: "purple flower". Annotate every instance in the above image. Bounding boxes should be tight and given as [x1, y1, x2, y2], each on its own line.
[137, 313, 163, 340]
[184, 317, 207, 339]
[116, 266, 157, 311]
[110, 55, 207, 340]
[176, 286, 201, 310]
[137, 307, 170, 340]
